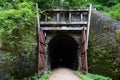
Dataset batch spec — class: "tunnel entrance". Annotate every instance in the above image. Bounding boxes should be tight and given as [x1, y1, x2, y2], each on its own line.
[48, 34, 78, 70]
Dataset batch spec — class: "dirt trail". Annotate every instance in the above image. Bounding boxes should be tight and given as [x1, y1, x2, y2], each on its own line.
[48, 68, 81, 80]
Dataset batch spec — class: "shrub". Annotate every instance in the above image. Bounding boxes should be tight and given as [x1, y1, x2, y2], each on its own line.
[108, 3, 120, 20]
[76, 71, 112, 80]
[87, 73, 112, 80]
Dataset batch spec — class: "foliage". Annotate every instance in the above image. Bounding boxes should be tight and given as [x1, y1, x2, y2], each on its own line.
[22, 73, 40, 80]
[38, 0, 61, 9]
[39, 72, 51, 80]
[0, 0, 38, 78]
[86, 73, 112, 80]
[0, 0, 36, 57]
[38, 0, 91, 9]
[5, 72, 51, 80]
[64, 0, 90, 8]
[108, 3, 120, 20]
[92, 4, 110, 12]
[93, 0, 119, 7]
[20, 72, 51, 80]
[5, 73, 40, 80]
[0, 53, 16, 73]
[76, 71, 112, 80]
[75, 71, 92, 80]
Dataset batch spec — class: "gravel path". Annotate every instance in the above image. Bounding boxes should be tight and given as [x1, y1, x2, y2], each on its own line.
[48, 68, 81, 80]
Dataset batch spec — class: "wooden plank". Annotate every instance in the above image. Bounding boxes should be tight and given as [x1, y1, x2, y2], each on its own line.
[45, 9, 89, 12]
[86, 4, 92, 50]
[81, 13, 83, 22]
[81, 28, 88, 74]
[41, 27, 86, 30]
[40, 22, 87, 25]
[57, 12, 59, 22]
[69, 12, 71, 23]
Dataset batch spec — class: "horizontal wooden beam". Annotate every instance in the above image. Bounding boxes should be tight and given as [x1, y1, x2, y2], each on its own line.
[41, 27, 86, 31]
[40, 22, 87, 25]
[45, 9, 89, 12]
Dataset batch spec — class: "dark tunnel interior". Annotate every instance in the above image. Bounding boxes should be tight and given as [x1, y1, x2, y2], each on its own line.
[48, 34, 78, 70]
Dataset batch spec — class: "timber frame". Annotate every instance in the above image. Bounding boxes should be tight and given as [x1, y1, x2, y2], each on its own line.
[36, 3, 92, 74]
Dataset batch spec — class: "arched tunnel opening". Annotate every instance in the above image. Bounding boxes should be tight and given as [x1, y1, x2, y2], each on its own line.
[48, 34, 79, 70]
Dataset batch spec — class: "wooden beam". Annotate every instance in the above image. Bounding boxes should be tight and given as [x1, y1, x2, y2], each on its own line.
[41, 27, 86, 31]
[40, 22, 87, 25]
[45, 9, 89, 12]
[86, 4, 92, 50]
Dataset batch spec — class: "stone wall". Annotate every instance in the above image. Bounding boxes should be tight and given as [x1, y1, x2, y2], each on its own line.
[89, 9, 120, 79]
[91, 9, 120, 32]
[90, 9, 120, 46]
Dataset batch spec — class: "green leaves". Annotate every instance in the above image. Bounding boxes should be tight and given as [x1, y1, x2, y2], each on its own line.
[76, 71, 93, 80]
[39, 72, 51, 80]
[0, 1, 36, 57]
[108, 3, 120, 20]
[21, 72, 51, 80]
[75, 71, 112, 80]
[86, 73, 112, 80]
[0, 1, 38, 77]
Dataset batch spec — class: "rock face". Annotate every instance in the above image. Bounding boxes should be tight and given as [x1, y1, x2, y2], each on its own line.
[0, 52, 37, 79]
[89, 9, 120, 79]
[0, 51, 8, 80]
[90, 9, 119, 47]
[48, 68, 81, 80]
[91, 9, 120, 32]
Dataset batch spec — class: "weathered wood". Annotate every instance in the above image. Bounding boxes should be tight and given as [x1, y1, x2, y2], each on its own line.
[81, 13, 83, 22]
[45, 9, 89, 12]
[41, 27, 87, 31]
[86, 4, 92, 50]
[81, 28, 88, 73]
[37, 4, 92, 74]
[57, 13, 60, 22]
[40, 22, 87, 25]
[69, 13, 71, 23]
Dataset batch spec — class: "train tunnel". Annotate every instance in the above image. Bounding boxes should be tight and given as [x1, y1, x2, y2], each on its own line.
[48, 34, 79, 70]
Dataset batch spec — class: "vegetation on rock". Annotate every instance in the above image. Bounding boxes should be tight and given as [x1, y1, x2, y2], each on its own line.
[0, 0, 37, 78]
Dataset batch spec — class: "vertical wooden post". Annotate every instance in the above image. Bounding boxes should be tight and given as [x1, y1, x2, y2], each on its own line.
[36, 3, 45, 74]
[57, 12, 60, 22]
[69, 12, 71, 23]
[81, 13, 83, 22]
[81, 27, 88, 73]
[44, 32, 48, 73]
[86, 4, 92, 50]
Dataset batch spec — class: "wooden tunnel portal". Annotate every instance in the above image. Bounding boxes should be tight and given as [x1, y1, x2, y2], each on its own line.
[36, 4, 92, 74]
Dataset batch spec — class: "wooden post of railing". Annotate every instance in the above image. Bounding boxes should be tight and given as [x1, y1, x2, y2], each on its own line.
[85, 4, 92, 73]
[81, 13, 83, 22]
[86, 4, 92, 50]
[57, 12, 60, 22]
[69, 12, 71, 23]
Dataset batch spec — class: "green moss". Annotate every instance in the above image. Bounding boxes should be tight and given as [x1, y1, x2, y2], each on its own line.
[115, 30, 120, 41]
